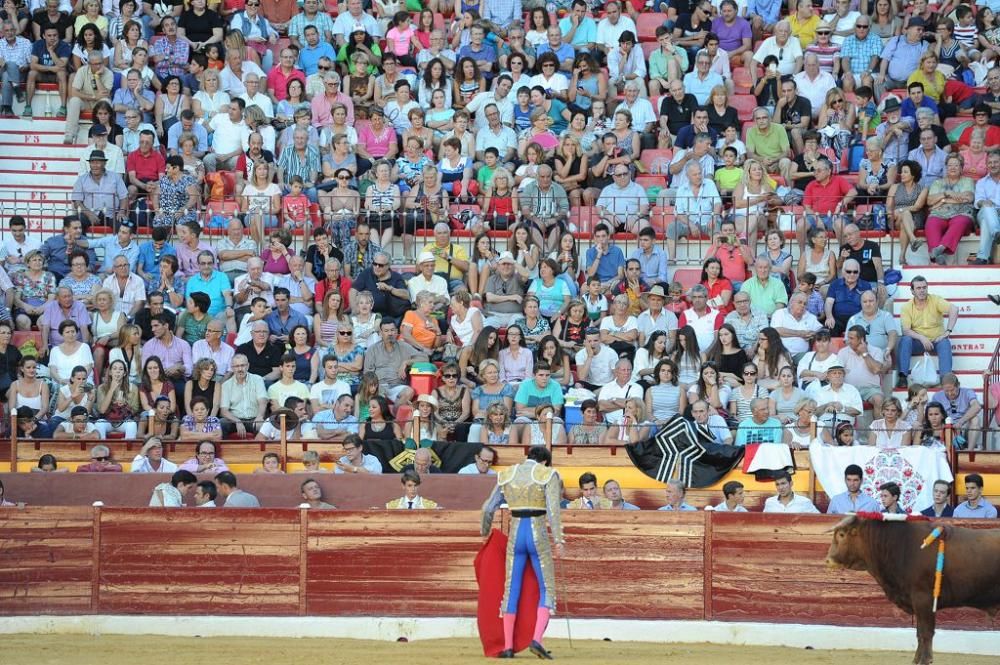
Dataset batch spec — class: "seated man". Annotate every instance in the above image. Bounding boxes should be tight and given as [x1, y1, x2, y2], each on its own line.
[583, 224, 625, 290]
[932, 374, 982, 450]
[839, 324, 889, 419]
[952, 473, 997, 518]
[458, 446, 497, 475]
[603, 479, 640, 510]
[691, 399, 733, 444]
[362, 319, 427, 405]
[58, 408, 104, 444]
[597, 358, 644, 424]
[806, 362, 863, 433]
[826, 463, 880, 514]
[797, 156, 854, 254]
[309, 356, 350, 413]
[300, 478, 336, 509]
[739, 256, 788, 317]
[334, 433, 382, 474]
[218, 353, 269, 436]
[920, 479, 954, 517]
[770, 292, 822, 361]
[385, 470, 439, 509]
[824, 259, 871, 335]
[420, 223, 471, 295]
[519, 165, 570, 252]
[711, 480, 748, 512]
[896, 275, 957, 389]
[734, 398, 783, 445]
[513, 362, 565, 421]
[401, 447, 443, 475]
[745, 106, 792, 183]
[313, 394, 358, 442]
[483, 251, 527, 328]
[75, 442, 124, 471]
[596, 167, 650, 235]
[574, 328, 618, 391]
[657, 479, 696, 511]
[566, 471, 613, 509]
[762, 471, 819, 513]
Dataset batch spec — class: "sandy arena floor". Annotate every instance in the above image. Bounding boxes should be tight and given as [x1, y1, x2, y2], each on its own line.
[0, 635, 994, 665]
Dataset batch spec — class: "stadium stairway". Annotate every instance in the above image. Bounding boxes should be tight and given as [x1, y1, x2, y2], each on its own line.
[891, 265, 1000, 407]
[0, 117, 82, 229]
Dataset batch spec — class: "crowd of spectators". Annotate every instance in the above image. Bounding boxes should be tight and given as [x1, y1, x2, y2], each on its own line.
[0, 0, 998, 499]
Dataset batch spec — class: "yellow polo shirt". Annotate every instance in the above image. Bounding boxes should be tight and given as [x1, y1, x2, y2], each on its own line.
[901, 294, 950, 340]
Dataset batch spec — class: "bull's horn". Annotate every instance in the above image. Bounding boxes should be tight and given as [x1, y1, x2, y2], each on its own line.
[824, 513, 858, 534]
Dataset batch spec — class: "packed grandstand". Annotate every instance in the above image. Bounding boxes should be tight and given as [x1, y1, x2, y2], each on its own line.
[0, 0, 998, 516]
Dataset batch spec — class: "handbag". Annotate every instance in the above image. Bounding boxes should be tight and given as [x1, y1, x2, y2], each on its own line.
[911, 353, 939, 387]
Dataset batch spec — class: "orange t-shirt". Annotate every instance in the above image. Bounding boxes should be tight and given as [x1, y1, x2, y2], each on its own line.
[402, 310, 437, 349]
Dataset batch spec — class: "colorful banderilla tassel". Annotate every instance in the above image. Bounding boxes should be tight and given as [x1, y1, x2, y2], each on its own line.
[921, 526, 943, 549]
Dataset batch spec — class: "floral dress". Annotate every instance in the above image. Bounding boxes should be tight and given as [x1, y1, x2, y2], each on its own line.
[333, 343, 364, 388]
[154, 173, 198, 227]
[819, 107, 853, 162]
[13, 271, 56, 306]
[180, 415, 221, 434]
[59, 273, 102, 299]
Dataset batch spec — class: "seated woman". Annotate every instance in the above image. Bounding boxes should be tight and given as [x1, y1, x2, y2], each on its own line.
[94, 359, 141, 438]
[401, 291, 447, 356]
[51, 366, 95, 429]
[179, 396, 222, 441]
[514, 403, 567, 447]
[178, 440, 229, 474]
[869, 396, 912, 448]
[48, 321, 94, 386]
[403, 393, 448, 443]
[139, 356, 177, 414]
[137, 395, 180, 440]
[925, 153, 975, 266]
[855, 137, 896, 205]
[535, 335, 572, 389]
[567, 399, 608, 445]
[478, 402, 513, 446]
[358, 395, 403, 441]
[184, 357, 221, 417]
[602, 398, 651, 445]
[433, 362, 471, 441]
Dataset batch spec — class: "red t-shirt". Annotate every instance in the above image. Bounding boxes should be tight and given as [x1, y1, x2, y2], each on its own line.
[957, 123, 1000, 148]
[804, 175, 853, 215]
[126, 149, 166, 182]
[266, 66, 306, 102]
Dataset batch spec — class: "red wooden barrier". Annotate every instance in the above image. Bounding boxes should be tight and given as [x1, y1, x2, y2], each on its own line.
[1, 508, 998, 632]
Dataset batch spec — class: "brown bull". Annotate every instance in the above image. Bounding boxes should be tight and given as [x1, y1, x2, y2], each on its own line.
[826, 514, 1000, 664]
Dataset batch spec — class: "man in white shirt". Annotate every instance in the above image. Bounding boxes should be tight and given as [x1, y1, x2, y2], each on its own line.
[636, 285, 678, 348]
[0, 215, 40, 274]
[466, 75, 514, 131]
[806, 361, 863, 430]
[763, 471, 819, 513]
[594, 1, 636, 54]
[793, 54, 837, 119]
[331, 0, 381, 46]
[750, 20, 803, 84]
[575, 328, 618, 390]
[614, 81, 656, 134]
[692, 399, 733, 444]
[770, 292, 822, 359]
[309, 356, 351, 413]
[972, 150, 1000, 264]
[597, 358, 644, 424]
[458, 446, 497, 475]
[206, 98, 251, 172]
[796, 328, 840, 390]
[407, 252, 450, 311]
[474, 102, 518, 166]
[711, 480, 749, 512]
[596, 167, 650, 234]
[239, 72, 274, 119]
[678, 285, 723, 351]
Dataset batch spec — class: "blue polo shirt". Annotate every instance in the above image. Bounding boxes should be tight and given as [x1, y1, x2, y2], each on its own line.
[185, 270, 232, 316]
[827, 278, 872, 319]
[585, 244, 625, 283]
[136, 240, 177, 279]
[297, 41, 337, 76]
[536, 41, 576, 72]
[558, 16, 597, 49]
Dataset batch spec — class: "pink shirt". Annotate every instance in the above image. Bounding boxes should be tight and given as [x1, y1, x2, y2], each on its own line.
[357, 122, 397, 159]
[310, 92, 355, 129]
[266, 65, 306, 102]
[386, 25, 415, 57]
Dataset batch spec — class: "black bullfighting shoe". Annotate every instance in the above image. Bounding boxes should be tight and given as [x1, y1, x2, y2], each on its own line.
[498, 649, 515, 658]
[528, 641, 553, 659]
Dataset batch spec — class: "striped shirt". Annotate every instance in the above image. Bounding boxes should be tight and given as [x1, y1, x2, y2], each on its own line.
[805, 43, 841, 74]
[277, 145, 321, 184]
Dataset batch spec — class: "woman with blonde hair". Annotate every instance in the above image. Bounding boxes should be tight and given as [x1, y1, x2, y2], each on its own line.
[553, 134, 589, 207]
[816, 87, 855, 162]
[91, 287, 125, 381]
[478, 167, 519, 234]
[602, 398, 650, 444]
[94, 359, 141, 438]
[184, 357, 221, 417]
[479, 401, 513, 446]
[314, 289, 346, 352]
[518, 108, 559, 160]
[192, 68, 230, 129]
[732, 158, 775, 255]
[108, 323, 142, 385]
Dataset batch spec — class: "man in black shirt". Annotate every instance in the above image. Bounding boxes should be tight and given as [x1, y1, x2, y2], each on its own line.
[674, 106, 719, 150]
[774, 76, 811, 154]
[236, 320, 283, 382]
[177, 0, 224, 54]
[134, 292, 177, 342]
[672, 1, 713, 68]
[348, 251, 410, 321]
[660, 79, 698, 139]
[838, 223, 885, 302]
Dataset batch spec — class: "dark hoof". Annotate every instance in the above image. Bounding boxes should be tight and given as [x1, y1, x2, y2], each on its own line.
[498, 649, 515, 658]
[529, 641, 553, 659]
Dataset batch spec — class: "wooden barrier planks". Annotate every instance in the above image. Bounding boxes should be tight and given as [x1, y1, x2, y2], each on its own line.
[97, 508, 301, 615]
[0, 506, 95, 614]
[710, 513, 911, 626]
[559, 512, 705, 620]
[306, 510, 483, 617]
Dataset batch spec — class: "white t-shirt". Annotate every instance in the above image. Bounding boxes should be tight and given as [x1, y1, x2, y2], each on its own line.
[597, 380, 644, 424]
[309, 379, 351, 408]
[450, 307, 482, 347]
[242, 182, 281, 215]
[769, 308, 822, 355]
[599, 315, 638, 341]
[575, 344, 619, 385]
[752, 37, 804, 76]
[795, 351, 841, 389]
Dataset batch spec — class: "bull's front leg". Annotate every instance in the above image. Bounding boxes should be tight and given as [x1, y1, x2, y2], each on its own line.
[913, 603, 937, 665]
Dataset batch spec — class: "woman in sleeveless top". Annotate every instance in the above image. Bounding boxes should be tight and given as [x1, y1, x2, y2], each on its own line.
[768, 367, 804, 424]
[359, 396, 402, 441]
[434, 362, 470, 441]
[869, 397, 912, 449]
[9, 356, 49, 420]
[402, 165, 448, 258]
[184, 358, 220, 417]
[645, 359, 686, 425]
[888, 161, 929, 264]
[798, 227, 837, 291]
[731, 361, 768, 424]
[363, 160, 402, 250]
[480, 168, 518, 231]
